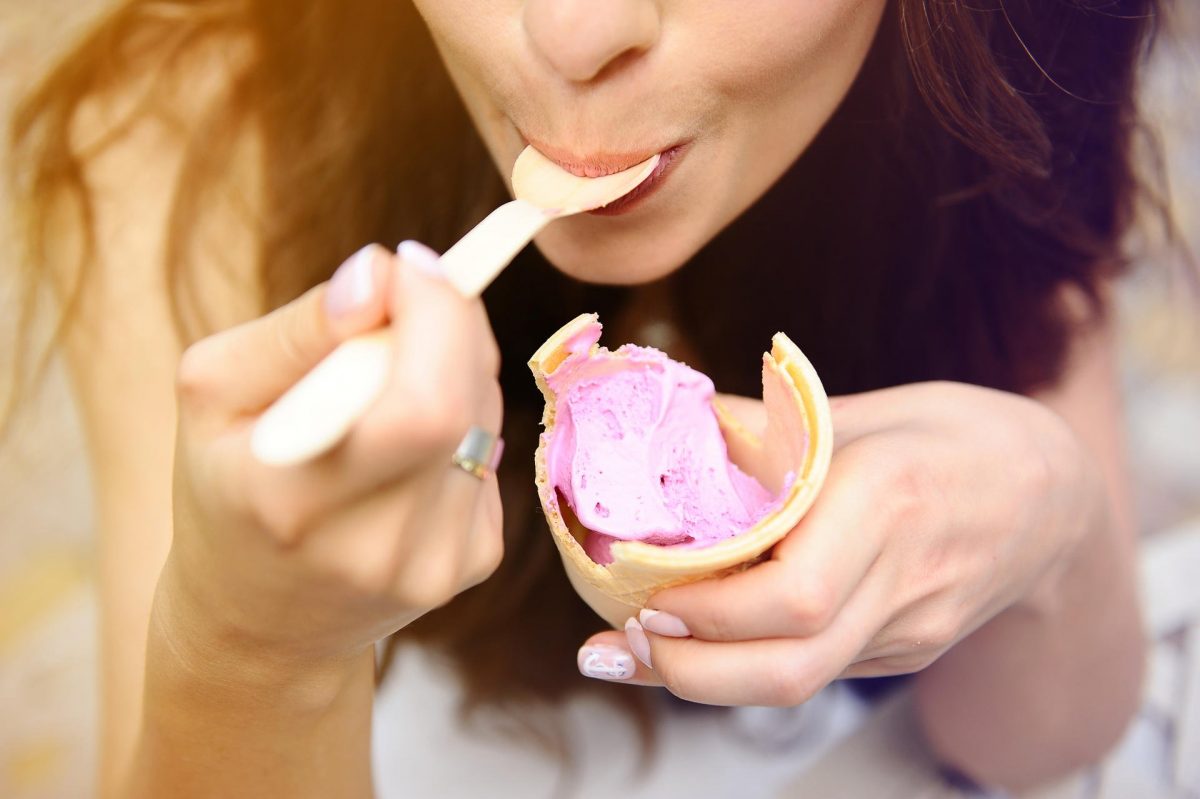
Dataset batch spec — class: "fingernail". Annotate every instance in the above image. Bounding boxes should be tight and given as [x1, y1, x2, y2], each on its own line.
[325, 244, 379, 316]
[640, 608, 690, 638]
[397, 239, 443, 278]
[577, 644, 636, 681]
[624, 617, 653, 669]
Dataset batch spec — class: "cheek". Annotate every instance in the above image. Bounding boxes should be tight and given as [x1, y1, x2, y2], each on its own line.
[698, 0, 883, 96]
[692, 0, 886, 199]
[409, 0, 514, 83]
[407, 0, 523, 160]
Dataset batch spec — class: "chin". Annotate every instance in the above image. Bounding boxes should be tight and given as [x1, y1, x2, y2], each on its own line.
[531, 215, 712, 286]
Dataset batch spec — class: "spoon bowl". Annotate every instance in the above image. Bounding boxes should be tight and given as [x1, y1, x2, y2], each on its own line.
[511, 146, 659, 214]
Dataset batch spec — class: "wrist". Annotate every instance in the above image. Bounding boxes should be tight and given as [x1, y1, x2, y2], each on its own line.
[148, 557, 372, 714]
[133, 561, 377, 799]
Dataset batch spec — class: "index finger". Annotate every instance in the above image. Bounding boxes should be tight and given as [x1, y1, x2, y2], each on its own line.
[184, 244, 395, 421]
[645, 441, 890, 642]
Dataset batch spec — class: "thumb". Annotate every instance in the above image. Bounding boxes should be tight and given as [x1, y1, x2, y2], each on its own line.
[181, 244, 394, 415]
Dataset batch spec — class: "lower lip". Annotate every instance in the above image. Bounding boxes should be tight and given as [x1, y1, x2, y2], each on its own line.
[587, 143, 688, 217]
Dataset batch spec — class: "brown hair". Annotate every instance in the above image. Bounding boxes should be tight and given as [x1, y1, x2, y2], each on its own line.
[8, 0, 1168, 756]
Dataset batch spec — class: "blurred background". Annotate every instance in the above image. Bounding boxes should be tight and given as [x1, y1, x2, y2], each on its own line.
[1, 2, 1197, 797]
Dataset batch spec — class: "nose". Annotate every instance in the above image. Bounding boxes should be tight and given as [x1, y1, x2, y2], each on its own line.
[523, 0, 661, 83]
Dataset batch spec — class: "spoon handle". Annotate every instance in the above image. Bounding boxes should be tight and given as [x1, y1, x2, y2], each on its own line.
[442, 199, 552, 296]
[251, 200, 552, 467]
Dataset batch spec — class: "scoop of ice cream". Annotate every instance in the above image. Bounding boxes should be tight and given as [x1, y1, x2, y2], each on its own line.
[544, 327, 781, 565]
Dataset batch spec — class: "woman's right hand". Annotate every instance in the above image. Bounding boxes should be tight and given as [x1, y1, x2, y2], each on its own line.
[158, 241, 505, 679]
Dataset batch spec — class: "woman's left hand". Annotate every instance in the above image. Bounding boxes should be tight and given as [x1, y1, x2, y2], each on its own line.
[579, 381, 1103, 704]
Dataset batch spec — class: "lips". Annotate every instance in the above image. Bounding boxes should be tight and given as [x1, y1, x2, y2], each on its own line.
[514, 127, 689, 216]
[521, 134, 672, 178]
[586, 142, 686, 216]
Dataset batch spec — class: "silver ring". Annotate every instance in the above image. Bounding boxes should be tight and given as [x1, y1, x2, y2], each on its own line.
[451, 425, 504, 480]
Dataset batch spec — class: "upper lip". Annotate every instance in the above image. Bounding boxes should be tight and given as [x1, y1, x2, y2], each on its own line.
[519, 132, 676, 178]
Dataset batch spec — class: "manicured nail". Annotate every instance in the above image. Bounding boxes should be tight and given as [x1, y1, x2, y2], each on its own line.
[577, 644, 635, 681]
[397, 239, 444, 278]
[624, 617, 653, 669]
[640, 608, 691, 638]
[325, 244, 380, 316]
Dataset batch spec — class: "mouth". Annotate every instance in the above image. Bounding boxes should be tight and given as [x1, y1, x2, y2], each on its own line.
[586, 143, 686, 217]
[516, 129, 690, 217]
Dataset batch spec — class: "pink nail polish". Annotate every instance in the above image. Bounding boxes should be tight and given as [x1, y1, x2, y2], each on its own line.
[578, 644, 635, 681]
[624, 617, 653, 669]
[397, 239, 444, 278]
[325, 245, 378, 316]
[640, 608, 691, 638]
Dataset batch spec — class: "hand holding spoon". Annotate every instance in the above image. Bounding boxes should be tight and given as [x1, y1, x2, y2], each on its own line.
[250, 146, 660, 466]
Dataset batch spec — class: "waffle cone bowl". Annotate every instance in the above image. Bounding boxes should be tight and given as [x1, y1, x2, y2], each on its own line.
[528, 314, 833, 629]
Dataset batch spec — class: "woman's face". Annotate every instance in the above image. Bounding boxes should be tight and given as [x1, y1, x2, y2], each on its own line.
[412, 0, 887, 285]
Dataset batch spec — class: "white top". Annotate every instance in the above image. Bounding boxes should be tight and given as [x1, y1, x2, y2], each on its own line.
[372, 644, 871, 798]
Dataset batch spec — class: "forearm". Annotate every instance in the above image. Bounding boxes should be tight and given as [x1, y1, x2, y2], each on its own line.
[125, 569, 377, 799]
[913, 504, 1145, 790]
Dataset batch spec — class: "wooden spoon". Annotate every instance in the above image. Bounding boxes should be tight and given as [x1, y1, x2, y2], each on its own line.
[250, 146, 660, 466]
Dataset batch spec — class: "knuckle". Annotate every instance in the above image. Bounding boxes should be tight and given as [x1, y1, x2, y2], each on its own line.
[879, 457, 937, 528]
[874, 653, 927, 676]
[912, 614, 959, 653]
[480, 380, 505, 441]
[396, 392, 472, 453]
[398, 578, 455, 613]
[259, 506, 309, 547]
[467, 530, 504, 588]
[1015, 435, 1055, 499]
[243, 480, 313, 546]
[889, 647, 946, 674]
[176, 341, 217, 404]
[459, 304, 502, 397]
[782, 579, 836, 634]
[346, 552, 403, 596]
[697, 602, 740, 642]
[763, 661, 817, 706]
[480, 324, 502, 380]
[396, 555, 461, 610]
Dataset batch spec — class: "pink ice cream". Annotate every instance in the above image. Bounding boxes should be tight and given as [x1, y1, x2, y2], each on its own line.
[544, 325, 782, 565]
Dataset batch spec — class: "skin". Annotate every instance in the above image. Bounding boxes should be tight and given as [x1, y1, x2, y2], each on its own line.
[56, 1, 1142, 796]
[412, 0, 888, 283]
